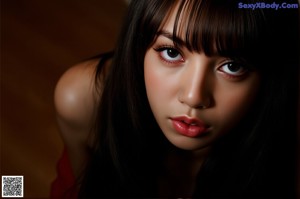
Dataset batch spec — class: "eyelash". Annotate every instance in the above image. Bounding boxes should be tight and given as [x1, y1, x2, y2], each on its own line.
[153, 45, 249, 79]
[153, 45, 184, 64]
[217, 61, 249, 79]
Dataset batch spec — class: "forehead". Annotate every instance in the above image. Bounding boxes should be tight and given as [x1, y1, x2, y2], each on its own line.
[154, 0, 267, 62]
[162, 4, 178, 34]
[160, 2, 187, 40]
[158, 2, 216, 55]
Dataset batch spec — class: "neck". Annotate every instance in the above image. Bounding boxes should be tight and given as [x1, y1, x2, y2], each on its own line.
[158, 146, 211, 197]
[166, 146, 211, 178]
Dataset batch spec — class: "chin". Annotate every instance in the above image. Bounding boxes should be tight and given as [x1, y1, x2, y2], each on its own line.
[166, 135, 211, 151]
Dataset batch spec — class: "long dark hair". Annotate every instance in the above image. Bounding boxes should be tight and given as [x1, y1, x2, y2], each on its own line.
[79, 0, 299, 197]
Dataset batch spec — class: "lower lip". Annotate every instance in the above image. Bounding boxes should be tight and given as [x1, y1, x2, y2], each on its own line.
[171, 119, 208, 138]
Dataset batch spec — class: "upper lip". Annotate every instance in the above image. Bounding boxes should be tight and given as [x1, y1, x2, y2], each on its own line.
[171, 116, 206, 126]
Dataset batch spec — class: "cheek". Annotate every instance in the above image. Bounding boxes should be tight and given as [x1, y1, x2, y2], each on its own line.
[144, 52, 167, 114]
[214, 77, 260, 133]
[144, 70, 159, 95]
[144, 55, 178, 145]
[144, 51, 179, 112]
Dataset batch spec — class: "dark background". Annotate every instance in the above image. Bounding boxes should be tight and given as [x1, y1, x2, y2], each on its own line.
[1, 0, 127, 197]
[1, 0, 300, 197]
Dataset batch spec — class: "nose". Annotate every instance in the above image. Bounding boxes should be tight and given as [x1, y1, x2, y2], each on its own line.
[178, 58, 212, 109]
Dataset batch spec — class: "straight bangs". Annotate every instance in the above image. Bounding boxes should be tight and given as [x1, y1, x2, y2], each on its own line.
[171, 0, 266, 65]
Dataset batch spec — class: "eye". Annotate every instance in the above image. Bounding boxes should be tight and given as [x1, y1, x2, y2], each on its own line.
[154, 46, 184, 64]
[218, 62, 248, 77]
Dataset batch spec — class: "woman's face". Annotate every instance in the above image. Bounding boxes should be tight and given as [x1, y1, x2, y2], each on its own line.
[144, 7, 260, 151]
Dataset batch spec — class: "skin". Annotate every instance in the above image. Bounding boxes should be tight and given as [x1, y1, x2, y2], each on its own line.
[144, 5, 261, 196]
[55, 3, 261, 197]
[54, 59, 101, 176]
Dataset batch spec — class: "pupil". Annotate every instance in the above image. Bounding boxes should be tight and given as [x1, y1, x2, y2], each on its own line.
[167, 49, 178, 58]
[228, 63, 240, 72]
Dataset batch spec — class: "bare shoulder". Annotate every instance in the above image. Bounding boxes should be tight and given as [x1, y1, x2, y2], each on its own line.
[54, 58, 100, 175]
[54, 59, 99, 132]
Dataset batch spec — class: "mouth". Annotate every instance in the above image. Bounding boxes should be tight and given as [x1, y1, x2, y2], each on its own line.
[170, 116, 209, 138]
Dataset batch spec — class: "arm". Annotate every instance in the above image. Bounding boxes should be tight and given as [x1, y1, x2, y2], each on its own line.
[54, 59, 100, 177]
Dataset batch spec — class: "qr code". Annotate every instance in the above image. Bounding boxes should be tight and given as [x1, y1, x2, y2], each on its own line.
[2, 176, 23, 198]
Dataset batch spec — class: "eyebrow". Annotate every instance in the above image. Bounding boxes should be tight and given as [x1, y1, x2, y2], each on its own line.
[156, 30, 186, 47]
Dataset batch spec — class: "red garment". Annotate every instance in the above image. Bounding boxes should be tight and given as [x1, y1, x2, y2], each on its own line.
[50, 148, 78, 198]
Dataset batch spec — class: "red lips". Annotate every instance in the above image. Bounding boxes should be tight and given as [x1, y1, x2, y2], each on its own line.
[171, 116, 208, 137]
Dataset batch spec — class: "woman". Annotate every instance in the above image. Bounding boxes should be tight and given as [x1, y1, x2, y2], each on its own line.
[53, 0, 299, 198]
